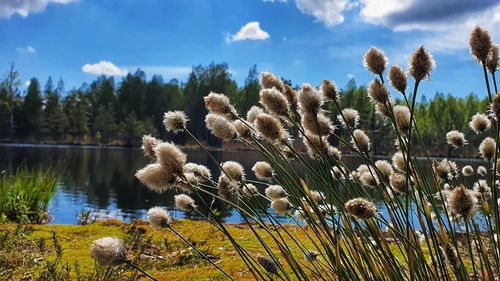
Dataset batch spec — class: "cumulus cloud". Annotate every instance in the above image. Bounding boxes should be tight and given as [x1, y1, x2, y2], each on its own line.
[359, 0, 498, 28]
[227, 21, 270, 42]
[16, 46, 36, 54]
[0, 0, 77, 19]
[358, 0, 500, 51]
[295, 0, 349, 27]
[82, 61, 128, 76]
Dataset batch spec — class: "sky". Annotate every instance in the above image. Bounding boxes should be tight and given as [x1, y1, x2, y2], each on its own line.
[0, 0, 499, 99]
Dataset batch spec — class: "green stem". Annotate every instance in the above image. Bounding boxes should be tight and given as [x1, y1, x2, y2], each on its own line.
[169, 226, 235, 280]
[482, 62, 493, 102]
[125, 261, 158, 281]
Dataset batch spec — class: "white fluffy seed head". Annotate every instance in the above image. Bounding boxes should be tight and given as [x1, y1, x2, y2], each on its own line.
[446, 130, 468, 148]
[301, 112, 334, 136]
[265, 185, 286, 200]
[432, 159, 459, 181]
[90, 237, 127, 266]
[477, 165, 488, 177]
[260, 72, 285, 91]
[141, 135, 161, 160]
[233, 120, 254, 140]
[375, 100, 392, 117]
[271, 198, 292, 216]
[473, 179, 491, 194]
[135, 163, 175, 193]
[479, 137, 496, 160]
[390, 173, 407, 195]
[204, 92, 237, 118]
[302, 133, 340, 159]
[364, 47, 387, 76]
[147, 207, 173, 229]
[310, 190, 325, 203]
[320, 80, 340, 102]
[154, 142, 187, 175]
[254, 112, 289, 142]
[205, 113, 238, 141]
[242, 184, 259, 197]
[469, 26, 492, 63]
[345, 198, 377, 220]
[408, 46, 435, 82]
[260, 87, 290, 117]
[469, 113, 491, 134]
[183, 163, 212, 182]
[351, 129, 371, 153]
[462, 165, 474, 177]
[221, 161, 245, 182]
[375, 160, 393, 179]
[217, 176, 240, 203]
[360, 172, 379, 189]
[298, 83, 323, 115]
[338, 108, 359, 129]
[393, 105, 411, 133]
[247, 106, 265, 124]
[392, 151, 408, 172]
[163, 110, 188, 133]
[331, 166, 346, 180]
[448, 185, 477, 221]
[252, 161, 274, 181]
[368, 79, 389, 104]
[174, 194, 197, 211]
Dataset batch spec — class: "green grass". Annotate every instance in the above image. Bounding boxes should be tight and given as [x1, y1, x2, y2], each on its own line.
[0, 166, 57, 223]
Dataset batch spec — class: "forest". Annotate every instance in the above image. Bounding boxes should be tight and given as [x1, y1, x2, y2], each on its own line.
[0, 62, 491, 156]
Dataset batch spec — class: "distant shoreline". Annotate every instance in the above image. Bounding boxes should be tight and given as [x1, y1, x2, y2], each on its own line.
[0, 142, 486, 162]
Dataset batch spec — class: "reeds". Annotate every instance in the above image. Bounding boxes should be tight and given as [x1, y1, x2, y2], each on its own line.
[0, 166, 57, 223]
[94, 25, 500, 280]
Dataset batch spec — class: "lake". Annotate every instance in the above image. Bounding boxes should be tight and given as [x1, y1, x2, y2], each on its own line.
[0, 144, 490, 228]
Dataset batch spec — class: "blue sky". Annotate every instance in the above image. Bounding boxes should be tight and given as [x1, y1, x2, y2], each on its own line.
[1, 0, 499, 98]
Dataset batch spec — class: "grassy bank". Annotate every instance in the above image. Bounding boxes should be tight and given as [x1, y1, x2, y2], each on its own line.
[0, 219, 419, 280]
[0, 166, 57, 223]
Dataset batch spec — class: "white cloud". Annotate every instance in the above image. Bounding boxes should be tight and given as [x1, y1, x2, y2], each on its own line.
[16, 45, 36, 54]
[82, 61, 128, 76]
[24, 80, 31, 87]
[357, 0, 500, 52]
[0, 0, 77, 19]
[227, 21, 270, 42]
[295, 0, 349, 27]
[347, 73, 355, 79]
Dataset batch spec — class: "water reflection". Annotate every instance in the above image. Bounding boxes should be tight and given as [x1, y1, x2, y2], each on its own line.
[0, 144, 491, 228]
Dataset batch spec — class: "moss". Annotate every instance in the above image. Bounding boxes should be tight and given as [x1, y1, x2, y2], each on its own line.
[0, 220, 474, 280]
[1, 220, 312, 280]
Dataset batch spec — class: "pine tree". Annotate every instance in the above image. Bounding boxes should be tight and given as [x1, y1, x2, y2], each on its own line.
[22, 78, 43, 139]
[0, 63, 21, 139]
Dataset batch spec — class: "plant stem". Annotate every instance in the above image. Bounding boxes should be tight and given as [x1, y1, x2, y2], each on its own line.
[482, 62, 493, 102]
[169, 226, 235, 280]
[125, 261, 158, 281]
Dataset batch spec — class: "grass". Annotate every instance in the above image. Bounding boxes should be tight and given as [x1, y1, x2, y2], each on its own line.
[0, 219, 419, 280]
[0, 166, 57, 223]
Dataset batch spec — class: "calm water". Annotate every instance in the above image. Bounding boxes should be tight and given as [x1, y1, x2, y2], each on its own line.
[0, 144, 490, 228]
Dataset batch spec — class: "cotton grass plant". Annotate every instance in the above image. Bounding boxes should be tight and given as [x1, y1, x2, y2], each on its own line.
[91, 26, 500, 280]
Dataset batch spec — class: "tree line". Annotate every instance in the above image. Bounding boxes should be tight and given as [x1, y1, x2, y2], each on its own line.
[0, 63, 490, 156]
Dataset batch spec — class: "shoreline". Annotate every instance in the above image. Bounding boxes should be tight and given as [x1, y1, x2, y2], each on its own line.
[0, 142, 487, 162]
